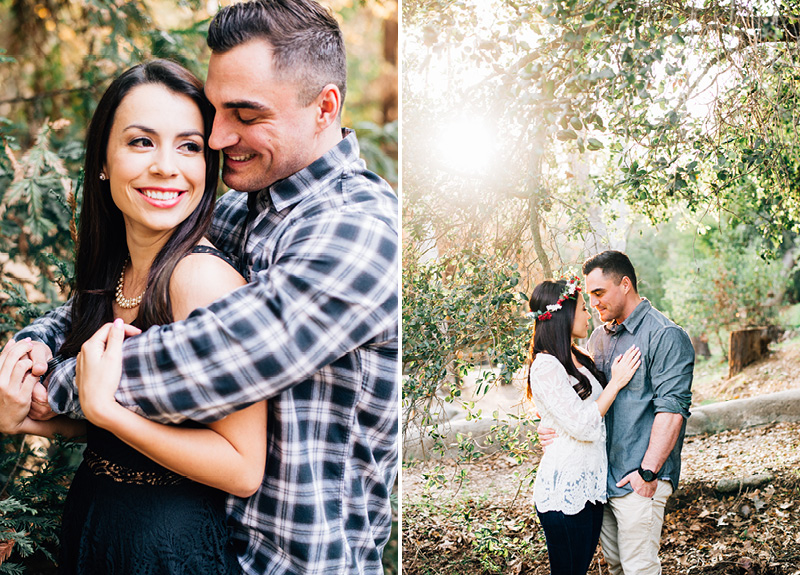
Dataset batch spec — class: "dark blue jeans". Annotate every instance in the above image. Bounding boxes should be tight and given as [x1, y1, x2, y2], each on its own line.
[536, 500, 604, 575]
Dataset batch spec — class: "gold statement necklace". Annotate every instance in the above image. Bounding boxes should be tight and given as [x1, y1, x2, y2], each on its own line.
[115, 259, 146, 309]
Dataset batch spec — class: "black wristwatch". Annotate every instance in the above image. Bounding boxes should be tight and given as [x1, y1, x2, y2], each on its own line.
[637, 466, 658, 482]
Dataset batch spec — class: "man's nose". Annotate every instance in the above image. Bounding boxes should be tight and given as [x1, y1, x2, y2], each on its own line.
[208, 114, 238, 151]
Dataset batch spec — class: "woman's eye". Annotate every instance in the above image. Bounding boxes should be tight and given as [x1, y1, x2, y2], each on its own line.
[130, 137, 153, 147]
[181, 141, 203, 153]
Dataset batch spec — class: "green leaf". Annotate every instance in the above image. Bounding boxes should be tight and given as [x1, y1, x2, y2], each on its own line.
[556, 129, 578, 141]
[587, 138, 604, 151]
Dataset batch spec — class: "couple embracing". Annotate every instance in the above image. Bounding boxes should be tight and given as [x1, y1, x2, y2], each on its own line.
[0, 1, 397, 574]
[527, 251, 694, 575]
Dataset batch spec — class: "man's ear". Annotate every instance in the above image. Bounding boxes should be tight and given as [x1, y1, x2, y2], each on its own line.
[620, 276, 633, 294]
[315, 84, 341, 131]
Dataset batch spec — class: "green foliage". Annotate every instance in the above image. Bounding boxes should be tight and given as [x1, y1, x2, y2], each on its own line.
[402, 250, 530, 456]
[482, 413, 539, 465]
[0, 130, 71, 570]
[779, 303, 800, 328]
[663, 239, 783, 353]
[0, 119, 77, 340]
[356, 120, 398, 186]
[0, 435, 82, 573]
[625, 213, 787, 354]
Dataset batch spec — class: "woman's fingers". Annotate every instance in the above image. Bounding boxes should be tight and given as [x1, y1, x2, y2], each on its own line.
[122, 324, 142, 337]
[82, 319, 133, 354]
[87, 322, 114, 345]
[103, 319, 125, 363]
[0, 339, 33, 386]
[11, 358, 35, 393]
[624, 345, 640, 358]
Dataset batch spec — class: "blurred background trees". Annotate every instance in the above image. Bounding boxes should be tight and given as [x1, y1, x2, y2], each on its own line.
[0, 1, 397, 572]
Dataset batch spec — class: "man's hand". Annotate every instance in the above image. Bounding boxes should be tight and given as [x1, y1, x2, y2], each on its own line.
[617, 470, 657, 498]
[27, 340, 56, 421]
[536, 420, 558, 451]
[0, 338, 39, 434]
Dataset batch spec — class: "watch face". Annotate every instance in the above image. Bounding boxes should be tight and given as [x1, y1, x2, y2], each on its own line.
[639, 468, 657, 482]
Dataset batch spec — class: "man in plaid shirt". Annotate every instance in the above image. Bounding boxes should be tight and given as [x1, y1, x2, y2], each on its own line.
[4, 1, 398, 574]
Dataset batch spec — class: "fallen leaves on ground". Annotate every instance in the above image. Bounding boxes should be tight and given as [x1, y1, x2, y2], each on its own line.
[402, 422, 800, 575]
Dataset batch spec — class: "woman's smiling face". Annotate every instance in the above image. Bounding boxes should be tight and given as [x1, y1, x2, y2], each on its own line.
[104, 83, 207, 240]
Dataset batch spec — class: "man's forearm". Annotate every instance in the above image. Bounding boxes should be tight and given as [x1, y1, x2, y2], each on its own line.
[15, 300, 73, 352]
[114, 212, 398, 425]
[18, 415, 86, 439]
[640, 412, 684, 472]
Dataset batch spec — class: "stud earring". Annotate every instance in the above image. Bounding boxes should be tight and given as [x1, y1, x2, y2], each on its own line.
[99, 173, 107, 181]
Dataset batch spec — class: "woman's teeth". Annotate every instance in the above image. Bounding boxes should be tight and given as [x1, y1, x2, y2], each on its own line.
[141, 190, 180, 201]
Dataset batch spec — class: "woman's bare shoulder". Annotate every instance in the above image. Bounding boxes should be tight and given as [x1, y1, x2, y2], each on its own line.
[169, 240, 246, 321]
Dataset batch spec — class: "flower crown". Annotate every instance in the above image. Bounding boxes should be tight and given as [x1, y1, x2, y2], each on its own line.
[526, 276, 582, 322]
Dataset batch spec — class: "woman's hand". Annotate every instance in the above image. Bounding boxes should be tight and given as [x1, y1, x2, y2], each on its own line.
[0, 338, 37, 434]
[609, 345, 641, 391]
[76, 319, 140, 428]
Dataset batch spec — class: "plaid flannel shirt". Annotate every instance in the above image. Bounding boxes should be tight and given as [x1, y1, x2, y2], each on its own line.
[17, 129, 399, 575]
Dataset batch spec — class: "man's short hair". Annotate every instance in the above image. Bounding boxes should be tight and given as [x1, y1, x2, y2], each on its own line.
[207, 0, 347, 107]
[582, 250, 638, 292]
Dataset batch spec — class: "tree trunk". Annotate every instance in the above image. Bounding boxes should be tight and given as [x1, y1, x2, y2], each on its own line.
[528, 195, 552, 279]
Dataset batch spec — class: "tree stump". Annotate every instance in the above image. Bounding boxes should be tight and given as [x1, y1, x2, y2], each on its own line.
[691, 335, 711, 358]
[728, 327, 770, 378]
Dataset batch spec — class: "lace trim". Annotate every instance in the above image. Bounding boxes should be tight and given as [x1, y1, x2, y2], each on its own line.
[84, 448, 187, 486]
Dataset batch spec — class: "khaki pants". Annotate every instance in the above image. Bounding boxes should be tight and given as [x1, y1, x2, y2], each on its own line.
[600, 480, 673, 575]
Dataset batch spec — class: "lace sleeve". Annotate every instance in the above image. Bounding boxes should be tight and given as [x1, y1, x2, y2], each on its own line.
[529, 355, 603, 442]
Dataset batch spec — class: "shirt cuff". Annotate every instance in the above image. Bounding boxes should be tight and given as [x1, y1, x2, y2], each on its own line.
[653, 396, 691, 419]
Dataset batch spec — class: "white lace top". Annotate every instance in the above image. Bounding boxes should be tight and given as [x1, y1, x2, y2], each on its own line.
[529, 353, 607, 514]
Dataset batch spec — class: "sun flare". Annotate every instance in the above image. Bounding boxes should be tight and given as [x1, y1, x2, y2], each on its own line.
[435, 119, 496, 176]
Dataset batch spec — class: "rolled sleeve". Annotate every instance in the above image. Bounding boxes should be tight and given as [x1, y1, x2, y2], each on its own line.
[650, 326, 694, 418]
[46, 357, 80, 416]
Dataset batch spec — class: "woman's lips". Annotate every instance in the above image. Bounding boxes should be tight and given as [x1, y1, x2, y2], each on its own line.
[137, 188, 185, 208]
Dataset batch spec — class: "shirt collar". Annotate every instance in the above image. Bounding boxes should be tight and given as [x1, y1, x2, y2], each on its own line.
[603, 298, 651, 334]
[248, 128, 360, 215]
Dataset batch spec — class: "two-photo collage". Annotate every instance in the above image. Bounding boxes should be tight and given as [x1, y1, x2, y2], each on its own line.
[1, 1, 800, 574]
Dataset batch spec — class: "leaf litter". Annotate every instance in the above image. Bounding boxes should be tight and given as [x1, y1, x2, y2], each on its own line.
[403, 422, 800, 574]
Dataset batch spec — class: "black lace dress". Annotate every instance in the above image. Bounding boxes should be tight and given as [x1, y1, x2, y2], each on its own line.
[58, 422, 241, 575]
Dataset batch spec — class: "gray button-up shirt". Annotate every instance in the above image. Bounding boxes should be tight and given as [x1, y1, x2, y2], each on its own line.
[587, 298, 694, 499]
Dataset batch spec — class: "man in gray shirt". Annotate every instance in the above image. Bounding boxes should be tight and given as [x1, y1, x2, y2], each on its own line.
[584, 250, 693, 574]
[539, 250, 693, 574]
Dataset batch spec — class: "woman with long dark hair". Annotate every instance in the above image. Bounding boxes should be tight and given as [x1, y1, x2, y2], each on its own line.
[0, 60, 266, 574]
[527, 278, 640, 575]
